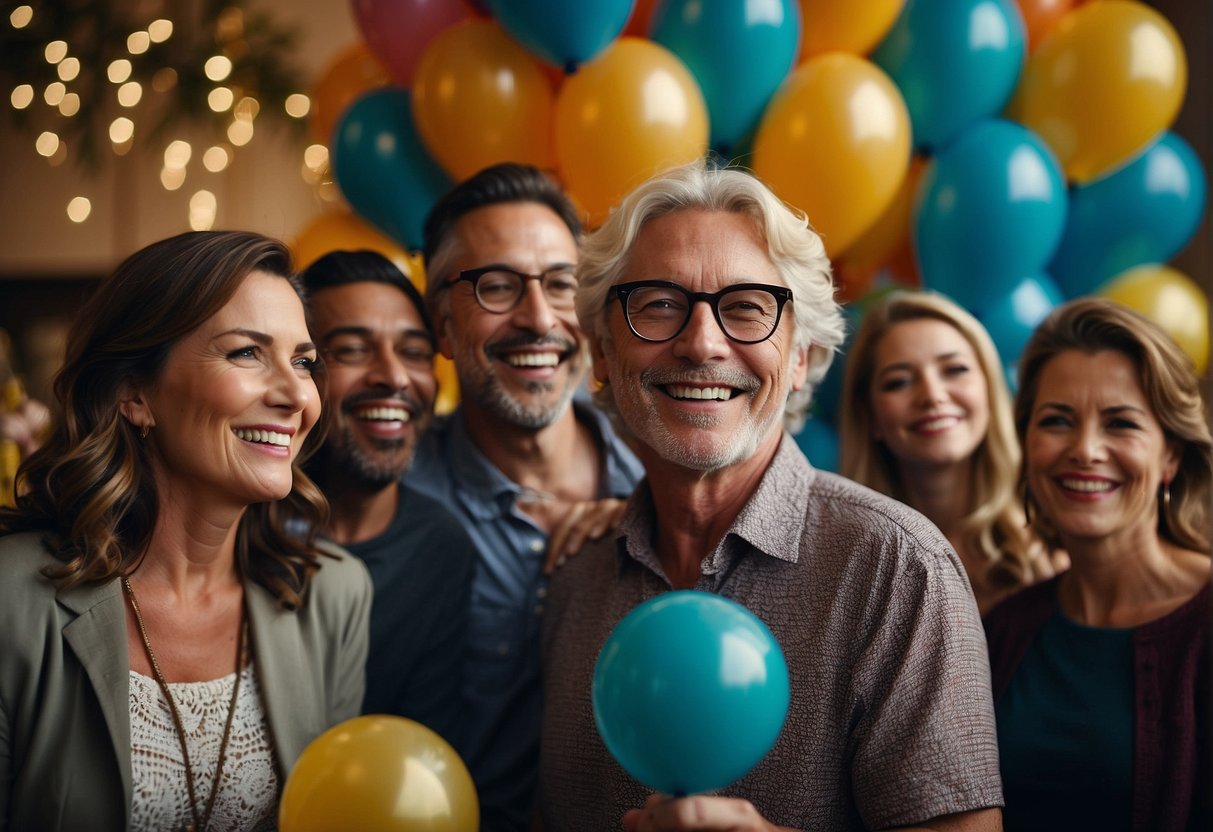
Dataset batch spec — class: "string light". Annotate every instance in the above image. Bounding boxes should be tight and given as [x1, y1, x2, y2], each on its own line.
[202, 145, 231, 172]
[57, 57, 80, 81]
[205, 55, 232, 81]
[67, 196, 91, 222]
[10, 5, 33, 28]
[160, 167, 186, 190]
[117, 81, 143, 107]
[303, 144, 328, 171]
[11, 84, 34, 109]
[189, 190, 218, 230]
[109, 117, 134, 144]
[152, 68, 177, 92]
[127, 31, 150, 55]
[164, 140, 192, 169]
[35, 132, 59, 157]
[208, 87, 234, 112]
[148, 19, 173, 42]
[107, 59, 132, 83]
[44, 40, 67, 64]
[227, 120, 253, 146]
[284, 93, 310, 118]
[58, 92, 80, 116]
[43, 82, 65, 106]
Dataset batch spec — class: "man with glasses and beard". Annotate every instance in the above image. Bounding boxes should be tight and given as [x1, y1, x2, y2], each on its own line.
[540, 164, 1003, 831]
[300, 250, 476, 747]
[409, 163, 643, 831]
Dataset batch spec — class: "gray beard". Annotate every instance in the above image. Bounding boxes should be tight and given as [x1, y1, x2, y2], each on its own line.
[471, 377, 576, 430]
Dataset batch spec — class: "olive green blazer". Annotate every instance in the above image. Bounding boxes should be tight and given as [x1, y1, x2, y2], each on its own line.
[0, 531, 372, 831]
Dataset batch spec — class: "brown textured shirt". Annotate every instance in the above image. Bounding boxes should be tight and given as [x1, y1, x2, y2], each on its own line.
[540, 435, 1003, 831]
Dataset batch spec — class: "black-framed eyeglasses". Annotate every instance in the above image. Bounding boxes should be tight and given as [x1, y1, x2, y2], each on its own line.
[444, 266, 579, 314]
[607, 280, 793, 344]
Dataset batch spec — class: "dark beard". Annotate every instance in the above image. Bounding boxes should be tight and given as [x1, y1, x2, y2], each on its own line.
[325, 426, 411, 488]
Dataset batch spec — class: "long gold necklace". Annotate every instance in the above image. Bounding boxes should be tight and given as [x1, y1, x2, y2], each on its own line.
[124, 577, 247, 832]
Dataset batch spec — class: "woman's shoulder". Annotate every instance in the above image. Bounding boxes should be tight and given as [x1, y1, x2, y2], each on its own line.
[0, 531, 61, 598]
[310, 539, 373, 603]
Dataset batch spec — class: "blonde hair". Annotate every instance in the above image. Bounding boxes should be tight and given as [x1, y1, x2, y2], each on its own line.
[839, 290, 1035, 588]
[1015, 298, 1211, 553]
[575, 161, 845, 431]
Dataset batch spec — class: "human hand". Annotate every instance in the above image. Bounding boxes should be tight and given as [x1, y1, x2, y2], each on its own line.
[544, 498, 627, 574]
[621, 793, 794, 832]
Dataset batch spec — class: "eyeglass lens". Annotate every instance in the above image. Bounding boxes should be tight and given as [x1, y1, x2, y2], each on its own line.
[471, 268, 578, 313]
[624, 284, 785, 343]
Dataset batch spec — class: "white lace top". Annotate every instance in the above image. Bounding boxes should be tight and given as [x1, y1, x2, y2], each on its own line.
[129, 663, 278, 832]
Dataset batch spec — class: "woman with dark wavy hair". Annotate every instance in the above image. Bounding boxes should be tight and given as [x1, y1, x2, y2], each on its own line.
[0, 231, 372, 832]
[985, 298, 1211, 832]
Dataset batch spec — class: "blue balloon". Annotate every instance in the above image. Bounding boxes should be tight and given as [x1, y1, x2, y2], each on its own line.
[795, 417, 839, 472]
[331, 88, 451, 250]
[487, 0, 633, 71]
[651, 0, 801, 151]
[914, 119, 1067, 316]
[872, 0, 1025, 152]
[592, 591, 789, 796]
[1048, 132, 1208, 298]
[978, 273, 1064, 367]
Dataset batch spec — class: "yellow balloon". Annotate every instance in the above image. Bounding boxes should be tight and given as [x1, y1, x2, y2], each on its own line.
[412, 19, 556, 182]
[292, 212, 425, 287]
[752, 53, 910, 258]
[310, 44, 391, 146]
[1098, 264, 1208, 374]
[434, 355, 461, 416]
[837, 154, 925, 273]
[1007, 0, 1186, 183]
[280, 716, 479, 832]
[798, 0, 905, 59]
[554, 37, 709, 226]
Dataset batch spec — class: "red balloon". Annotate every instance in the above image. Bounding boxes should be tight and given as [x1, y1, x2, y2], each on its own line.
[350, 0, 468, 87]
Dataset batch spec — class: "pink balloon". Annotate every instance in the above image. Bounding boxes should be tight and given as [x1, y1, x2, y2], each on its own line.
[350, 0, 468, 87]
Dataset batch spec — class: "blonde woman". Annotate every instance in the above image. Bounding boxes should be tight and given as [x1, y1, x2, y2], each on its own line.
[840, 290, 1062, 613]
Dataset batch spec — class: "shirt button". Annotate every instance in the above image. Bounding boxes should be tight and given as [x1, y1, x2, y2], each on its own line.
[536, 586, 548, 599]
[529, 539, 544, 553]
[497, 641, 510, 656]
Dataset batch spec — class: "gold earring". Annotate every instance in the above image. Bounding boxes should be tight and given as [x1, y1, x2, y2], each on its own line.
[140, 424, 150, 440]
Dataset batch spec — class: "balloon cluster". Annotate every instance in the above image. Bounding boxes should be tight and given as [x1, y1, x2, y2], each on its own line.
[291, 0, 1206, 458]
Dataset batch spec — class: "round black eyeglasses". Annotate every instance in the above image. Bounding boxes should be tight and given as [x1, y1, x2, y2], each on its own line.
[445, 266, 579, 314]
[607, 280, 793, 344]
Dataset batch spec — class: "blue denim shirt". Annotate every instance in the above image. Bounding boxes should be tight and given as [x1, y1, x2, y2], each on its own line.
[406, 400, 643, 831]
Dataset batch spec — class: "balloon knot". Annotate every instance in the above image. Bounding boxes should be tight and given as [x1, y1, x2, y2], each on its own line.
[563, 60, 579, 75]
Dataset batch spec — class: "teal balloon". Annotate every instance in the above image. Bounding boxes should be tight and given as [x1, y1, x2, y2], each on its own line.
[978, 273, 1063, 368]
[651, 0, 801, 151]
[487, 0, 632, 71]
[795, 418, 838, 473]
[331, 88, 451, 250]
[1048, 132, 1207, 299]
[914, 119, 1067, 316]
[872, 0, 1025, 152]
[592, 591, 789, 796]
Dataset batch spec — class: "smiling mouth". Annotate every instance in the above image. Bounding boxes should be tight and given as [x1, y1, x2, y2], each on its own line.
[355, 406, 412, 424]
[1058, 477, 1115, 493]
[504, 352, 561, 368]
[234, 428, 290, 447]
[664, 384, 737, 401]
[913, 415, 960, 432]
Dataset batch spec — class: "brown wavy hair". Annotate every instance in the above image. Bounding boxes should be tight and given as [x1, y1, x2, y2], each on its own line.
[0, 230, 331, 607]
[1015, 297, 1212, 554]
[839, 290, 1036, 590]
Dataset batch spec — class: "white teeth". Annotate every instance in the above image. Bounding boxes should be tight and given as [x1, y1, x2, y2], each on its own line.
[916, 416, 958, 431]
[668, 385, 734, 401]
[234, 428, 290, 447]
[357, 407, 410, 423]
[506, 352, 560, 367]
[1060, 478, 1113, 493]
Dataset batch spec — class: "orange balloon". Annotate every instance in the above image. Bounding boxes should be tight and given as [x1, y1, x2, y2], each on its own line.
[837, 154, 926, 274]
[1098, 264, 1208, 374]
[280, 716, 478, 832]
[554, 38, 709, 226]
[1007, 0, 1187, 183]
[1017, 0, 1085, 53]
[412, 19, 556, 182]
[752, 53, 911, 259]
[798, 0, 904, 59]
[293, 212, 425, 288]
[310, 44, 391, 146]
[623, 0, 660, 37]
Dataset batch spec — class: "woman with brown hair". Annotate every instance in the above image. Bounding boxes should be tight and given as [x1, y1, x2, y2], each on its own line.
[986, 297, 1211, 831]
[0, 231, 372, 831]
[840, 290, 1061, 613]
